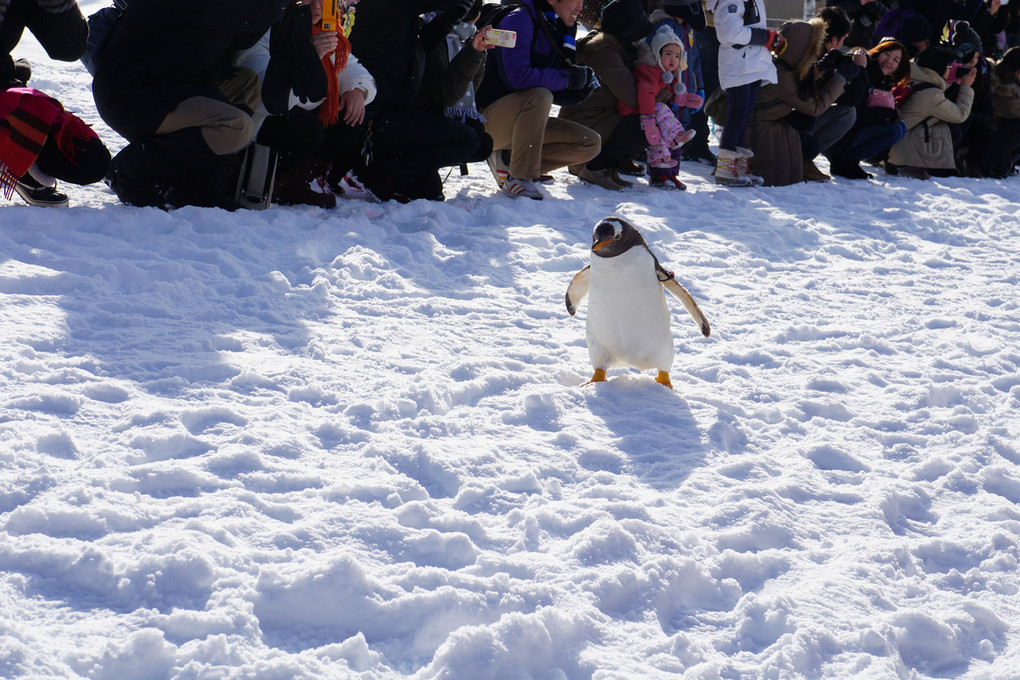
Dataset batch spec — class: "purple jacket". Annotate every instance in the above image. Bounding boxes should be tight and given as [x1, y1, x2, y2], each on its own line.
[477, 0, 574, 107]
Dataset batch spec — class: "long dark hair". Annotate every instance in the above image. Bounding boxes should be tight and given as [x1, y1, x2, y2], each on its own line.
[868, 39, 912, 87]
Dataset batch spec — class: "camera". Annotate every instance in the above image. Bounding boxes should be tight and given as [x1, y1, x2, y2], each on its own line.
[953, 43, 977, 66]
[946, 62, 972, 84]
[816, 49, 853, 77]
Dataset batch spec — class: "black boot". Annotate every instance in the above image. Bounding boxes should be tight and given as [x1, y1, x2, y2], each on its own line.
[273, 156, 336, 208]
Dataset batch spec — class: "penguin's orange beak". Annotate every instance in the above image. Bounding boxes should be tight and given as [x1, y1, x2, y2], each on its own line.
[592, 240, 611, 251]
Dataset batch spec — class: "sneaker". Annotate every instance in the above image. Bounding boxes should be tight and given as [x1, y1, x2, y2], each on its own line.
[502, 176, 543, 200]
[650, 175, 687, 190]
[486, 149, 510, 189]
[14, 174, 69, 208]
[575, 165, 624, 191]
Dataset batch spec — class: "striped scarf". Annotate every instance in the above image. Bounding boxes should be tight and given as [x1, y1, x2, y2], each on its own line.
[0, 88, 97, 198]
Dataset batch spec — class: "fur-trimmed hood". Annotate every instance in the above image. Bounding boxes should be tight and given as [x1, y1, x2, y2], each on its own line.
[777, 18, 825, 82]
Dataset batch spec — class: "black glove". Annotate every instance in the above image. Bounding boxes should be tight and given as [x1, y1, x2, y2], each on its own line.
[835, 61, 861, 81]
[566, 65, 594, 91]
[816, 49, 844, 73]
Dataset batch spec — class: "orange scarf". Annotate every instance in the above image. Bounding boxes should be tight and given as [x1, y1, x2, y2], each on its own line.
[315, 8, 351, 127]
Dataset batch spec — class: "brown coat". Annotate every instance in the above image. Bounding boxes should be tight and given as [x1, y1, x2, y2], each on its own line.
[558, 30, 639, 139]
[748, 19, 845, 187]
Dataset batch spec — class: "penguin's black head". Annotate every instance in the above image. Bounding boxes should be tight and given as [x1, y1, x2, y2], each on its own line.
[591, 217, 644, 258]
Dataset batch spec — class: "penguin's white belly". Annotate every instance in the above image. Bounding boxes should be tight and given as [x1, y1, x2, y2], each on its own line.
[586, 248, 674, 371]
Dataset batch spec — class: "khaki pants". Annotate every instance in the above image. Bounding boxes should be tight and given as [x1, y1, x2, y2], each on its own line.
[481, 87, 600, 180]
[155, 68, 261, 155]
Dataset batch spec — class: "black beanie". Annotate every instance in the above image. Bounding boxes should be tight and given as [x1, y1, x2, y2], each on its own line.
[600, 0, 654, 42]
[899, 13, 932, 44]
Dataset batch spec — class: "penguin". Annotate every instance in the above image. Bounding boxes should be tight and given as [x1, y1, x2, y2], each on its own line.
[565, 216, 711, 389]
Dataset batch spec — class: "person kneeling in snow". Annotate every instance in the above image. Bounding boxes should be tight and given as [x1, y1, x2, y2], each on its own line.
[1, 0, 110, 207]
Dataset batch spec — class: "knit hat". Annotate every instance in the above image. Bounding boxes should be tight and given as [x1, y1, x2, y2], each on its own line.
[662, 0, 706, 32]
[915, 44, 955, 78]
[951, 21, 982, 57]
[650, 25, 686, 78]
[600, 0, 654, 43]
[898, 13, 932, 44]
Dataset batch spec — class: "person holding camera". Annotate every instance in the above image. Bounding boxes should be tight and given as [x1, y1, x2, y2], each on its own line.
[476, 0, 602, 200]
[418, 0, 495, 179]
[747, 18, 860, 186]
[824, 38, 911, 178]
[886, 44, 976, 178]
[1, 0, 111, 207]
[348, 0, 489, 202]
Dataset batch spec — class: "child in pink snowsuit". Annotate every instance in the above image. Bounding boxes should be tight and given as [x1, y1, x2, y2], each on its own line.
[619, 25, 704, 189]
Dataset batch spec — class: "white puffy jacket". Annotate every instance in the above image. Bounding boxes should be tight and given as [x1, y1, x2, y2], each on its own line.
[705, 0, 777, 90]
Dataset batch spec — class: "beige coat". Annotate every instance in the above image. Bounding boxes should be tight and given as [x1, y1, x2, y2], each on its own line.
[748, 19, 844, 186]
[888, 62, 974, 170]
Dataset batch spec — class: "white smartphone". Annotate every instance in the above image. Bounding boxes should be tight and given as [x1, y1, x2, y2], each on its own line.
[483, 29, 517, 48]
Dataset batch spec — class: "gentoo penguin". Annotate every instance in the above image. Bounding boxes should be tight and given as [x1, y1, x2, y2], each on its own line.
[565, 216, 710, 388]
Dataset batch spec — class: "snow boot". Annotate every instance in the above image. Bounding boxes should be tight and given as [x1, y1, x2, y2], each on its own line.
[735, 147, 765, 186]
[714, 148, 752, 187]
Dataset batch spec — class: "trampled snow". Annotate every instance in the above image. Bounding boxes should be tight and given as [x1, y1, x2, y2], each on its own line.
[2, 4, 1019, 678]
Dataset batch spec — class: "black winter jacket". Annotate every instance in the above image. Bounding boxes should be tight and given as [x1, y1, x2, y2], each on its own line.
[92, 0, 287, 141]
[348, 0, 465, 112]
[1, 0, 87, 87]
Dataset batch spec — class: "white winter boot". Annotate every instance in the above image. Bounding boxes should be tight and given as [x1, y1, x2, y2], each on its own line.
[736, 146, 765, 186]
[714, 148, 752, 187]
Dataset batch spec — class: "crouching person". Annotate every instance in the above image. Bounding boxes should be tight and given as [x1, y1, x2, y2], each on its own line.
[886, 45, 975, 179]
[476, 0, 602, 199]
[93, 0, 289, 209]
[234, 0, 376, 208]
[1, 0, 110, 207]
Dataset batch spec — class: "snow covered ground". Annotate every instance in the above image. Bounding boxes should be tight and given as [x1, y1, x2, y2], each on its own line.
[2, 5, 1020, 679]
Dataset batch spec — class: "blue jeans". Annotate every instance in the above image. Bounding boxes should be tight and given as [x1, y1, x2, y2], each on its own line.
[845, 121, 907, 163]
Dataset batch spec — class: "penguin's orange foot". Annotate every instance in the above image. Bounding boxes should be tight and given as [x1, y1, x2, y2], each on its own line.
[584, 369, 607, 386]
[655, 371, 673, 389]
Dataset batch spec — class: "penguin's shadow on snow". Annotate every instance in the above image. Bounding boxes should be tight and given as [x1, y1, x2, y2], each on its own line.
[582, 378, 706, 491]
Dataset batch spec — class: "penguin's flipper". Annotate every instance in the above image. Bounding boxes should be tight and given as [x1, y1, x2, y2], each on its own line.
[656, 265, 711, 337]
[565, 266, 591, 316]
